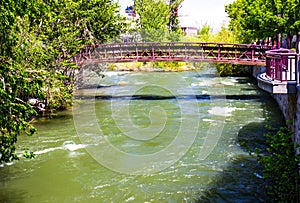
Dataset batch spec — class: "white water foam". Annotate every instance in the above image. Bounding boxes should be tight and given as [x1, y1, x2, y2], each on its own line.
[63, 143, 86, 151]
[34, 141, 88, 155]
[94, 184, 111, 190]
[103, 71, 130, 77]
[202, 118, 215, 122]
[208, 107, 247, 116]
[125, 196, 135, 202]
[221, 81, 236, 86]
[34, 147, 62, 155]
[201, 90, 208, 94]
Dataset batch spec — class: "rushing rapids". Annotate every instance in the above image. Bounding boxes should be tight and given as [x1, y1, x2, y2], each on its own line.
[0, 65, 284, 202]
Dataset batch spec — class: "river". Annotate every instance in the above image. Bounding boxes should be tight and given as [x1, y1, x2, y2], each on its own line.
[0, 65, 284, 202]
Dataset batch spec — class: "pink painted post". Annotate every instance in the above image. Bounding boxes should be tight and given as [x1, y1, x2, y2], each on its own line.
[120, 45, 122, 58]
[88, 48, 91, 59]
[278, 33, 281, 49]
[235, 47, 237, 60]
[135, 46, 138, 60]
[152, 46, 155, 59]
[297, 55, 300, 85]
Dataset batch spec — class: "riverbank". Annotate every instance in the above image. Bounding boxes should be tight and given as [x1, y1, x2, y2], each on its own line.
[108, 62, 196, 72]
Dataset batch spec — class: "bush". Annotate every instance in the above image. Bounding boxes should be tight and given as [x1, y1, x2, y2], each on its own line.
[215, 63, 248, 76]
[258, 126, 300, 202]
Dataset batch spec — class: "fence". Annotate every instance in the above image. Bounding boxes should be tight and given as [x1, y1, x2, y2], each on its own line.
[265, 49, 299, 83]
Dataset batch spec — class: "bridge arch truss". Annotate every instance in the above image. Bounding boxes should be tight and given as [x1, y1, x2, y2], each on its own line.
[72, 42, 272, 66]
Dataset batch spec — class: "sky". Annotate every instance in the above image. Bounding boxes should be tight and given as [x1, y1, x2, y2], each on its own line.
[118, 0, 235, 31]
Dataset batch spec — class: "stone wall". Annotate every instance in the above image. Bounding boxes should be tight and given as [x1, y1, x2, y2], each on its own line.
[246, 65, 265, 78]
[295, 87, 300, 144]
[247, 65, 300, 143]
[272, 94, 297, 136]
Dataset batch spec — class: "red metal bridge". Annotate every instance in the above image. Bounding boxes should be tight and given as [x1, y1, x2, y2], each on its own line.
[71, 42, 273, 66]
[258, 49, 300, 94]
[265, 49, 299, 82]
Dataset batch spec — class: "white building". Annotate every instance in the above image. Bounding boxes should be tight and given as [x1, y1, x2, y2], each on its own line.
[181, 26, 198, 36]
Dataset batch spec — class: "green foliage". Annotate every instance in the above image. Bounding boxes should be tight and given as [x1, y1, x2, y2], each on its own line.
[216, 64, 248, 76]
[0, 0, 126, 163]
[135, 0, 169, 31]
[197, 24, 212, 42]
[152, 61, 187, 71]
[185, 24, 238, 43]
[256, 125, 300, 202]
[214, 26, 239, 43]
[184, 25, 240, 76]
[23, 150, 35, 159]
[225, 0, 300, 45]
[134, 0, 183, 42]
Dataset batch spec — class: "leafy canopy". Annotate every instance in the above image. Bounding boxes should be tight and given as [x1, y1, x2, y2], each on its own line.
[225, 0, 300, 44]
[0, 0, 126, 163]
[134, 0, 183, 41]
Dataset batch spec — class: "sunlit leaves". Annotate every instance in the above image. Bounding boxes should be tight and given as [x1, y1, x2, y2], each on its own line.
[0, 0, 126, 163]
[134, 0, 183, 41]
[226, 0, 300, 44]
[258, 127, 300, 201]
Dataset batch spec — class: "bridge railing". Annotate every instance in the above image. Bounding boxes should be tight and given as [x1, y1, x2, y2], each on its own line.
[265, 49, 299, 82]
[72, 42, 273, 65]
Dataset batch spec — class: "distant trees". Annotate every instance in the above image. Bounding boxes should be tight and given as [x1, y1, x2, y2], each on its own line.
[0, 0, 126, 163]
[134, 0, 170, 31]
[184, 24, 237, 44]
[134, 0, 183, 41]
[225, 0, 300, 47]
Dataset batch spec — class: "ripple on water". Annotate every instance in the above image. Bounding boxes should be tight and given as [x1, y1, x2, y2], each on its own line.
[208, 106, 247, 116]
[34, 141, 87, 155]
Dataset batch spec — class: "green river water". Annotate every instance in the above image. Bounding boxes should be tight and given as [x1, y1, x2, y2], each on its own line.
[0, 66, 284, 202]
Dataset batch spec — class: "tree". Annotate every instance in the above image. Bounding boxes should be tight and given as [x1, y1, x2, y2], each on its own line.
[37, 0, 127, 110]
[0, 0, 48, 163]
[0, 0, 126, 163]
[225, 0, 258, 43]
[134, 0, 183, 41]
[225, 0, 300, 47]
[168, 0, 184, 33]
[135, 0, 170, 31]
[197, 24, 212, 42]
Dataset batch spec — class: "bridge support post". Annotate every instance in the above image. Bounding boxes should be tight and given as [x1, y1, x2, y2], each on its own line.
[152, 47, 155, 60]
[217, 45, 220, 60]
[297, 56, 300, 86]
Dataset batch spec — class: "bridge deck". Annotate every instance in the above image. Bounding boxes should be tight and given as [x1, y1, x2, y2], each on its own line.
[71, 42, 273, 66]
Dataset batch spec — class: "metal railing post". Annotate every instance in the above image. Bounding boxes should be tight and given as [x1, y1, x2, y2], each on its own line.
[218, 44, 220, 60]
[297, 55, 300, 85]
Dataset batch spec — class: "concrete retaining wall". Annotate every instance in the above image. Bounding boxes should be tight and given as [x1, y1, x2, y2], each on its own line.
[295, 88, 300, 144]
[246, 66, 265, 78]
[272, 94, 297, 136]
[248, 65, 300, 143]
